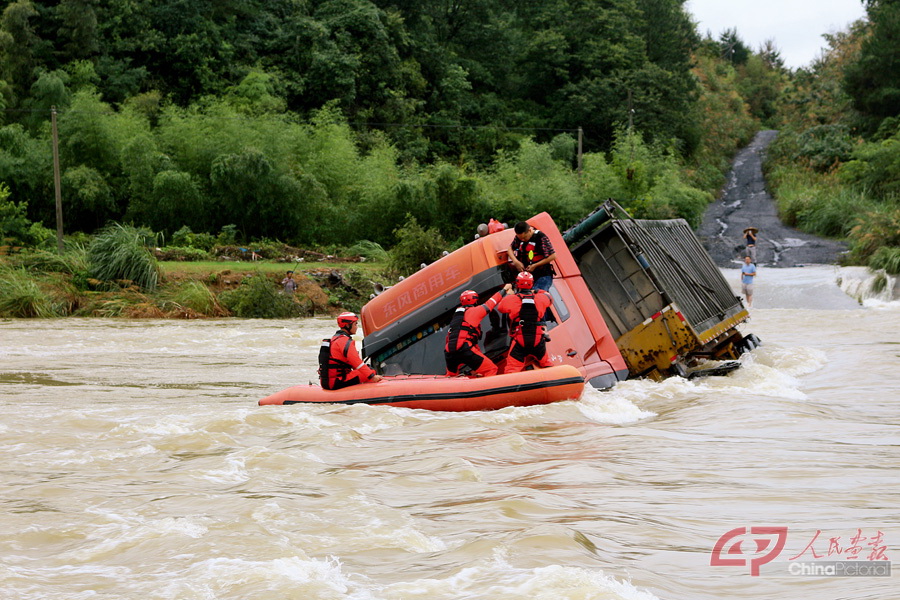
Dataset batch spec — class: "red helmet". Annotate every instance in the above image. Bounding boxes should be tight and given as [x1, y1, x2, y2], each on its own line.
[337, 311, 358, 328]
[459, 290, 479, 306]
[515, 271, 534, 290]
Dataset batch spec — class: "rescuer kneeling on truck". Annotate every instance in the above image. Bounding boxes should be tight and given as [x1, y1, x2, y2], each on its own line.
[445, 284, 513, 377]
[319, 312, 383, 389]
[497, 272, 554, 373]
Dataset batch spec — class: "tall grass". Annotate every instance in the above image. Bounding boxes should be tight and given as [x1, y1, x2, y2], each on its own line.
[0, 266, 60, 317]
[869, 246, 900, 275]
[88, 223, 161, 292]
[848, 202, 900, 263]
[11, 246, 89, 275]
[161, 280, 226, 316]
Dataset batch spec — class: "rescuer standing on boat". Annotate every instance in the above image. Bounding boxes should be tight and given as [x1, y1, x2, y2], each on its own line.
[319, 312, 383, 389]
[507, 221, 557, 291]
[497, 272, 554, 372]
[445, 284, 513, 377]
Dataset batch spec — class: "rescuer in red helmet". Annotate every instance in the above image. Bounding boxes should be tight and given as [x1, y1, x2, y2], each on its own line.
[496, 271, 554, 373]
[318, 312, 383, 390]
[444, 283, 513, 377]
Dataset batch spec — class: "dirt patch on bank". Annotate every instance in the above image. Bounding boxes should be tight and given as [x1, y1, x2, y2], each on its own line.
[697, 130, 849, 268]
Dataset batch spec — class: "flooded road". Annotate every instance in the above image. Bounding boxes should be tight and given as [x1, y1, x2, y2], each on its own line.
[1, 266, 898, 600]
[698, 130, 849, 268]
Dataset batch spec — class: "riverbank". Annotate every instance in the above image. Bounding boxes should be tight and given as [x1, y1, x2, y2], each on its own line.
[0, 253, 388, 319]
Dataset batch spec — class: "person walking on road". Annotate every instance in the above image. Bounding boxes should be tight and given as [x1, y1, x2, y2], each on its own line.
[741, 255, 757, 308]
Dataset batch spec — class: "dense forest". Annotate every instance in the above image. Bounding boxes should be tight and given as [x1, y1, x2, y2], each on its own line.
[0, 0, 897, 273]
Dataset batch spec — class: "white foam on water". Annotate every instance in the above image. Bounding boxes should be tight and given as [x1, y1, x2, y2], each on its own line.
[201, 453, 250, 484]
[748, 343, 828, 377]
[339, 493, 449, 553]
[157, 555, 355, 600]
[479, 403, 557, 423]
[36, 443, 159, 466]
[668, 345, 826, 402]
[862, 296, 900, 310]
[836, 266, 898, 304]
[62, 513, 210, 563]
[249, 407, 343, 431]
[1, 563, 133, 600]
[576, 382, 658, 425]
[367, 549, 660, 600]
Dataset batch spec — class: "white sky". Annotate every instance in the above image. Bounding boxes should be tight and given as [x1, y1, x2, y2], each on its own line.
[686, 0, 868, 69]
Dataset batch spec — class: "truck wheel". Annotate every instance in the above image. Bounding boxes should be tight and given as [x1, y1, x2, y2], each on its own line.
[734, 333, 762, 355]
[669, 362, 688, 379]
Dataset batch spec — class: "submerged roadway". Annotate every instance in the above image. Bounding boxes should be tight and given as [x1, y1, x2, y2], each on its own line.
[697, 130, 848, 268]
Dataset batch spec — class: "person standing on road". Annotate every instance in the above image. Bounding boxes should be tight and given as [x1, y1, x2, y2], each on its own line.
[743, 227, 758, 263]
[507, 222, 557, 292]
[741, 255, 757, 308]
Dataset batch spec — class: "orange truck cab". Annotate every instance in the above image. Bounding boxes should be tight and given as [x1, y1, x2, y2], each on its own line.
[361, 200, 758, 388]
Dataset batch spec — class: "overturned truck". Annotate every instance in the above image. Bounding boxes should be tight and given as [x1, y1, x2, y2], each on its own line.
[360, 200, 760, 389]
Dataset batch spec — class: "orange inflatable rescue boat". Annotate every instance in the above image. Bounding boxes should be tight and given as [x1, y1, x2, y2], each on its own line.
[258, 364, 584, 411]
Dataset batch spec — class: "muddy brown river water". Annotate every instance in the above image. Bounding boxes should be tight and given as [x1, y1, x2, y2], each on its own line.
[1, 266, 898, 600]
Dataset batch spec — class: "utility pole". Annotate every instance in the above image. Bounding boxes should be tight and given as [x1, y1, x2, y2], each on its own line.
[627, 90, 634, 131]
[51, 106, 63, 253]
[577, 127, 583, 177]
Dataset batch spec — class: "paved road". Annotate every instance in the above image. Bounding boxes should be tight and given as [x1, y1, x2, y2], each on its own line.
[697, 130, 848, 268]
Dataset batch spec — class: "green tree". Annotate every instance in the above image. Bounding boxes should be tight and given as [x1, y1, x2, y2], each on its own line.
[718, 28, 751, 65]
[209, 147, 311, 241]
[0, 123, 54, 225]
[0, 182, 30, 243]
[22, 69, 71, 131]
[0, 0, 40, 105]
[57, 0, 100, 60]
[60, 164, 116, 232]
[737, 54, 785, 124]
[147, 170, 205, 235]
[843, 0, 900, 124]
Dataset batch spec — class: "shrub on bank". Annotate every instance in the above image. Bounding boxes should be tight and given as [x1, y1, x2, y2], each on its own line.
[218, 272, 309, 318]
[387, 216, 452, 277]
[153, 246, 213, 262]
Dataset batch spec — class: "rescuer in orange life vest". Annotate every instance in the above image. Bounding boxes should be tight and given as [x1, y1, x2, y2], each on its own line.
[496, 271, 554, 373]
[444, 283, 513, 377]
[319, 312, 383, 390]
